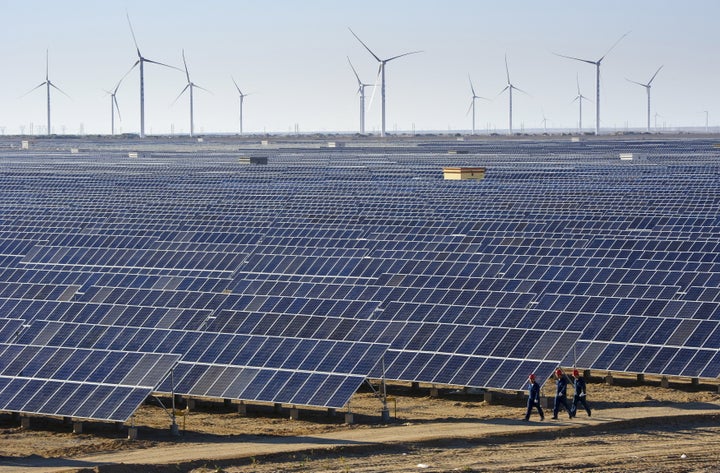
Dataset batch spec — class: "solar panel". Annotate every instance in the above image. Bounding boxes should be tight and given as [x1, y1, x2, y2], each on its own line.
[0, 137, 719, 423]
[0, 343, 179, 422]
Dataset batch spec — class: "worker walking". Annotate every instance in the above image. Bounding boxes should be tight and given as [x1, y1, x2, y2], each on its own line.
[524, 373, 544, 421]
[570, 369, 592, 418]
[552, 368, 572, 419]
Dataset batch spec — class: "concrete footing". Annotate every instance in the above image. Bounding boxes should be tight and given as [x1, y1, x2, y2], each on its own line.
[605, 373, 614, 385]
[73, 421, 83, 434]
[187, 398, 196, 410]
[691, 377, 700, 386]
[289, 408, 299, 420]
[661, 376, 669, 388]
[637, 374, 645, 383]
[237, 401, 247, 416]
[430, 386, 439, 397]
[127, 426, 138, 440]
[327, 407, 336, 417]
[345, 412, 354, 425]
[224, 398, 232, 408]
[20, 416, 30, 429]
[411, 382, 420, 391]
[484, 391, 493, 404]
[273, 403, 282, 414]
[381, 408, 390, 423]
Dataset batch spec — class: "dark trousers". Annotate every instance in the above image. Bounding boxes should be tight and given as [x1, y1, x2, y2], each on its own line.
[553, 395, 571, 417]
[525, 400, 544, 420]
[571, 394, 591, 416]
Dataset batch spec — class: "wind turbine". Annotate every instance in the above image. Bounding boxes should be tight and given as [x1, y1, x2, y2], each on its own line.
[572, 73, 591, 132]
[173, 49, 209, 137]
[348, 57, 375, 134]
[555, 32, 629, 135]
[540, 108, 549, 133]
[467, 75, 488, 135]
[104, 66, 134, 136]
[126, 13, 179, 138]
[349, 28, 422, 137]
[497, 54, 528, 135]
[626, 65, 663, 132]
[231, 77, 249, 135]
[23, 50, 69, 136]
[104, 80, 123, 136]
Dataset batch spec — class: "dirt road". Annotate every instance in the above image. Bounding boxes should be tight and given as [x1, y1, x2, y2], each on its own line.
[2, 403, 719, 473]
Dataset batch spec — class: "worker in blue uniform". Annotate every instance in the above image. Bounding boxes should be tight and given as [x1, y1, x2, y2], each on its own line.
[552, 368, 572, 419]
[570, 369, 592, 418]
[524, 373, 544, 421]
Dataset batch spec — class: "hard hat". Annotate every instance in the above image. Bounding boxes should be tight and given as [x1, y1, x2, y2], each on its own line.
[529, 373, 536, 380]
[555, 368, 563, 377]
[572, 369, 580, 377]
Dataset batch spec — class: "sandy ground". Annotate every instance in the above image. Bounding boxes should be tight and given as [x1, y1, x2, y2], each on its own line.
[1, 375, 720, 472]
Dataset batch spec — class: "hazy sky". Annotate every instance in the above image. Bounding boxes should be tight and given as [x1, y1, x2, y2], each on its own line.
[1, 0, 718, 135]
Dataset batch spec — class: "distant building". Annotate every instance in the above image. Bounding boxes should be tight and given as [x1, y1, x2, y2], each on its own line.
[443, 167, 486, 180]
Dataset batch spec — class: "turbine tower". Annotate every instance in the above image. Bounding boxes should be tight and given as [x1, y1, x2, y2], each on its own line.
[23, 50, 69, 136]
[555, 32, 629, 135]
[497, 54, 528, 135]
[467, 75, 488, 135]
[173, 49, 209, 137]
[349, 28, 422, 137]
[572, 73, 591, 132]
[127, 13, 179, 138]
[627, 65, 663, 132]
[231, 77, 249, 135]
[348, 57, 375, 134]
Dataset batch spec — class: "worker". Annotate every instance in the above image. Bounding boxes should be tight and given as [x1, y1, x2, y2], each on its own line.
[570, 369, 592, 418]
[524, 373, 544, 421]
[552, 368, 572, 419]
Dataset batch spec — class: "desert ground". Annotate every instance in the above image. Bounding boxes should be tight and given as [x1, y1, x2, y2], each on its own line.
[1, 374, 720, 472]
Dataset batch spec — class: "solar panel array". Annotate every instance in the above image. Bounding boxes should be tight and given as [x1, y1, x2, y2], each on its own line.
[0, 136, 720, 421]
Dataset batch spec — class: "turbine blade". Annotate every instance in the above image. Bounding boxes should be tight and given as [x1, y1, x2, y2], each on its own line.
[496, 85, 509, 99]
[648, 65, 663, 85]
[466, 100, 474, 117]
[114, 62, 138, 93]
[231, 76, 243, 95]
[144, 58, 183, 72]
[172, 84, 190, 105]
[194, 84, 212, 94]
[553, 52, 596, 66]
[513, 85, 530, 96]
[626, 78, 648, 88]
[504, 54, 510, 84]
[385, 50, 422, 62]
[468, 74, 476, 96]
[347, 56, 362, 85]
[366, 65, 381, 111]
[114, 95, 122, 121]
[49, 82, 71, 99]
[45, 49, 49, 81]
[348, 28, 381, 62]
[576, 73, 581, 95]
[22, 82, 47, 97]
[181, 49, 191, 82]
[126, 12, 141, 57]
[599, 31, 630, 62]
